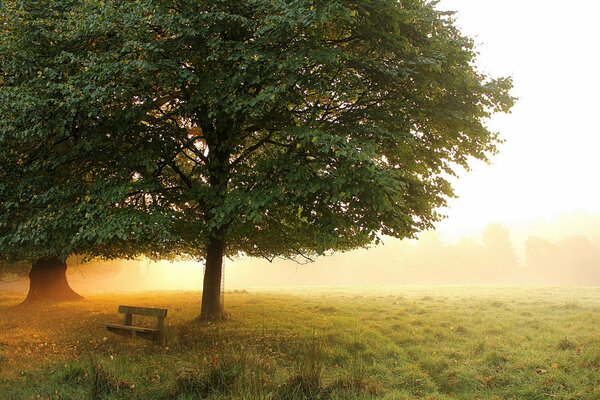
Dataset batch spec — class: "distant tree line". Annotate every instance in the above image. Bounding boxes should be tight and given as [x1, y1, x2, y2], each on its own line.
[346, 224, 600, 286]
[222, 223, 600, 287]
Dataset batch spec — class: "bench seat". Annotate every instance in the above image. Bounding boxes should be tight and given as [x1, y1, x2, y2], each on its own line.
[106, 324, 157, 334]
[106, 305, 168, 344]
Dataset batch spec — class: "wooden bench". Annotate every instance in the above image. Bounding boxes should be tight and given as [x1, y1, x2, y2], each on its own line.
[106, 305, 168, 345]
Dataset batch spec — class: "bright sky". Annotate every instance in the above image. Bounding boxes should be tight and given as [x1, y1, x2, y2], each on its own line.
[434, 0, 600, 238]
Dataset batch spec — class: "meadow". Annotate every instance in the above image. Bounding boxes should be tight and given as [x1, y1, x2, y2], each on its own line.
[0, 286, 599, 399]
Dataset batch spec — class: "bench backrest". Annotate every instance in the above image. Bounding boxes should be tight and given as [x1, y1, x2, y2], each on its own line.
[118, 305, 168, 318]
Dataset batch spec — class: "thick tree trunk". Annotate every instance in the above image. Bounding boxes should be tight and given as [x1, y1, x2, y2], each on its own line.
[200, 125, 231, 323]
[199, 238, 225, 322]
[23, 256, 83, 303]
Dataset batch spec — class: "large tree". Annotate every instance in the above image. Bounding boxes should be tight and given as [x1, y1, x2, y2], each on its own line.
[0, 0, 180, 302]
[0, 0, 513, 319]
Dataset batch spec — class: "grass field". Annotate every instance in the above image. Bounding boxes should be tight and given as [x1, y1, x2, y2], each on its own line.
[0, 287, 599, 399]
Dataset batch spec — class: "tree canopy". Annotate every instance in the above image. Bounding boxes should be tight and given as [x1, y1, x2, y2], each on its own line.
[0, 0, 514, 318]
[0, 0, 179, 264]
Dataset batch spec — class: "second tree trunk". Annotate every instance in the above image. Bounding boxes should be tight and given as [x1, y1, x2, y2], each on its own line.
[199, 238, 225, 322]
[23, 256, 83, 303]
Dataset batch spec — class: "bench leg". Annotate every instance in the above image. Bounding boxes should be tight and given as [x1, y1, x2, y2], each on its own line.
[155, 317, 166, 346]
[153, 331, 165, 346]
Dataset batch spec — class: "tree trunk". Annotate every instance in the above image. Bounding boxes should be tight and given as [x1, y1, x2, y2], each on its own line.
[23, 256, 83, 303]
[199, 238, 225, 322]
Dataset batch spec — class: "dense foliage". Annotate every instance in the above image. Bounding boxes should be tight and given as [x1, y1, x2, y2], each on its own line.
[0, 0, 180, 263]
[0, 0, 513, 309]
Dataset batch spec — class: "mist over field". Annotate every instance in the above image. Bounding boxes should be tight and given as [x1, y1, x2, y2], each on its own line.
[63, 212, 600, 291]
[4, 212, 597, 294]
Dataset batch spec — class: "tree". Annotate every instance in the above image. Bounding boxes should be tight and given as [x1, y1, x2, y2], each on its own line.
[0, 0, 180, 302]
[481, 224, 518, 282]
[0, 0, 513, 319]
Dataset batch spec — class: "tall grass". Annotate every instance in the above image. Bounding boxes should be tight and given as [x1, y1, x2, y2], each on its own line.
[0, 287, 598, 399]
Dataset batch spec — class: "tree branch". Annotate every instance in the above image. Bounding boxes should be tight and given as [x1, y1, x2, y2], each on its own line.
[181, 149, 204, 166]
[231, 132, 273, 167]
[169, 163, 194, 189]
[183, 145, 208, 165]
[326, 34, 362, 46]
[275, 227, 315, 263]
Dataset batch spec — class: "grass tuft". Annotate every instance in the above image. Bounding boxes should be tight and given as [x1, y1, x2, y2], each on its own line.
[171, 357, 242, 398]
[90, 360, 124, 400]
[558, 337, 577, 351]
[276, 334, 324, 400]
[59, 362, 87, 384]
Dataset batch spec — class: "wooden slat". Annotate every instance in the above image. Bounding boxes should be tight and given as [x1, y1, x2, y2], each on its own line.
[106, 324, 159, 342]
[106, 324, 157, 333]
[117, 305, 168, 318]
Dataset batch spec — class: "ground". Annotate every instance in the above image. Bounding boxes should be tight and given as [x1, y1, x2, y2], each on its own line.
[0, 287, 599, 399]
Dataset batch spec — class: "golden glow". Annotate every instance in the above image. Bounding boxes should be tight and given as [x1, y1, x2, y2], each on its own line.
[55, 211, 599, 292]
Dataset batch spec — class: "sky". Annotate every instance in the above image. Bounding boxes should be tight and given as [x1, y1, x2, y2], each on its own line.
[434, 0, 600, 239]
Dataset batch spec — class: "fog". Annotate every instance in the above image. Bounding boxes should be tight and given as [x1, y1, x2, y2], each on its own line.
[2, 212, 598, 294]
[0, 211, 575, 293]
[223, 212, 600, 288]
